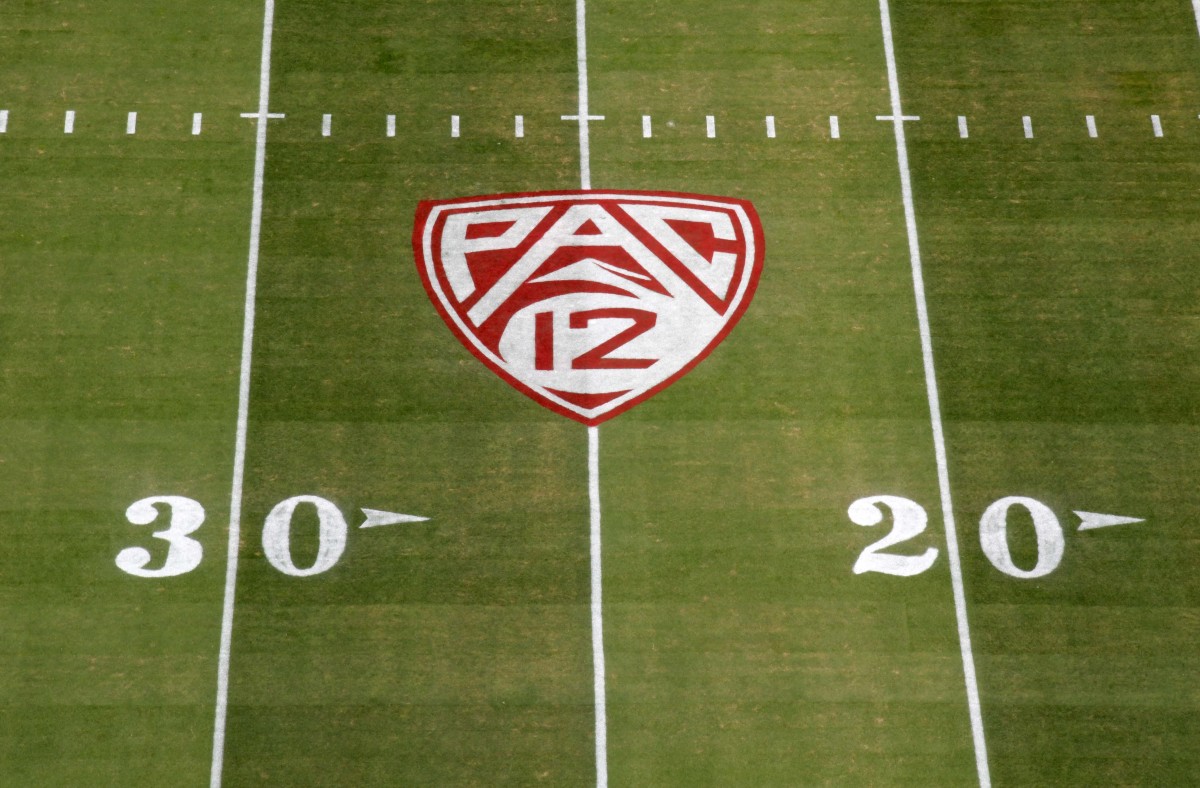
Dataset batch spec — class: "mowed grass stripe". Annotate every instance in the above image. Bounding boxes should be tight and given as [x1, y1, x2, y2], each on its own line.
[220, 1, 595, 784]
[591, 0, 980, 784]
[0, 0, 265, 784]
[896, 0, 1200, 784]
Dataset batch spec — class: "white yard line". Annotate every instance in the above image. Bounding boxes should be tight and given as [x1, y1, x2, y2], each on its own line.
[451, 114, 460, 138]
[706, 114, 716, 138]
[1022, 115, 1033, 139]
[875, 1, 991, 786]
[64, 110, 75, 134]
[1192, 0, 1200, 39]
[958, 115, 969, 139]
[765, 115, 776, 138]
[322, 113, 332, 137]
[0, 110, 8, 134]
[829, 115, 840, 139]
[126, 112, 138, 135]
[1086, 114, 1098, 138]
[570, 1, 607, 784]
[1151, 114, 1164, 138]
[210, 0, 276, 785]
[193, 112, 204, 136]
[588, 425, 608, 788]
[515, 114, 525, 138]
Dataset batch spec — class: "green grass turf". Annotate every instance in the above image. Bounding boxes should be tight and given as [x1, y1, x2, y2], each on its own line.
[0, 0, 263, 783]
[896, 0, 1200, 783]
[2, 0, 1198, 785]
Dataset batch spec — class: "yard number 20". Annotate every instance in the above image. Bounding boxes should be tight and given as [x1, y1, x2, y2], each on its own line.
[849, 494, 1065, 579]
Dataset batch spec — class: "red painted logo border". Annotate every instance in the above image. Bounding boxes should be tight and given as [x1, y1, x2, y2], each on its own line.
[412, 189, 765, 426]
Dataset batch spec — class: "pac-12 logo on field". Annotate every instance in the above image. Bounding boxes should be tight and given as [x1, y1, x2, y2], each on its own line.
[413, 190, 765, 425]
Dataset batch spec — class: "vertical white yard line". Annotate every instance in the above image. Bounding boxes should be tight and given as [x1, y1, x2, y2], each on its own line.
[958, 115, 969, 139]
[126, 112, 138, 135]
[193, 112, 204, 136]
[1151, 114, 1164, 138]
[451, 114, 460, 138]
[829, 115, 841, 139]
[574, 0, 594, 189]
[1192, 0, 1200, 39]
[211, 1, 275, 786]
[765, 115, 776, 139]
[64, 110, 75, 134]
[0, 110, 8, 134]
[386, 114, 396, 138]
[515, 114, 525, 138]
[1086, 115, 1098, 138]
[875, 1, 991, 786]
[321, 113, 332, 137]
[588, 425, 608, 788]
[1022, 115, 1034, 139]
[705, 114, 717, 138]
[573, 2, 606, 785]
[642, 115, 652, 138]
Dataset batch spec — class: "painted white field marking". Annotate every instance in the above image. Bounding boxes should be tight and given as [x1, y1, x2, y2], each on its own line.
[1192, 0, 1200, 39]
[642, 115, 652, 138]
[958, 115, 969, 139]
[829, 114, 840, 139]
[386, 114, 396, 138]
[876, 0, 991, 784]
[322, 113, 332, 137]
[706, 114, 716, 138]
[569, 1, 606, 783]
[1022, 115, 1033, 139]
[765, 115, 776, 138]
[588, 425, 608, 788]
[451, 115, 460, 138]
[360, 508, 430, 528]
[1086, 115, 1098, 138]
[116, 496, 206, 578]
[211, 0, 276, 784]
[64, 110, 75, 134]
[192, 112, 203, 135]
[0, 110, 7, 134]
[850, 496, 939, 576]
[515, 114, 525, 138]
[1151, 114, 1164, 138]
[1075, 511, 1144, 531]
[126, 111, 137, 135]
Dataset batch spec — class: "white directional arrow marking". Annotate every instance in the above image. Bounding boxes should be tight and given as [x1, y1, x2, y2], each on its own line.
[1075, 511, 1145, 531]
[360, 508, 430, 529]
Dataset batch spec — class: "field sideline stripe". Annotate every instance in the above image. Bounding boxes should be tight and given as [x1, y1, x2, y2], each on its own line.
[875, 1, 992, 786]
[211, 0, 276, 785]
[573, 0, 607, 785]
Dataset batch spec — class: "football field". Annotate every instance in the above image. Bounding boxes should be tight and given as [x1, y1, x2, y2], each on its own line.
[2, 1, 1198, 785]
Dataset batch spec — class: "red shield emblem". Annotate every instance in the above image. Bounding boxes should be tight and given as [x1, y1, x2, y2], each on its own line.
[413, 190, 764, 425]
